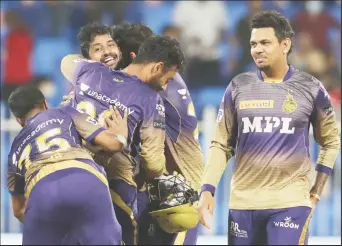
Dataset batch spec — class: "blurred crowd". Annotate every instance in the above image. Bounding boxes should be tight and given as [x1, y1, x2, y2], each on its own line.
[0, 0, 341, 119]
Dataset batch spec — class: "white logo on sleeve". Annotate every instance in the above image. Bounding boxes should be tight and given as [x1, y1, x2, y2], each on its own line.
[230, 221, 248, 238]
[273, 217, 300, 229]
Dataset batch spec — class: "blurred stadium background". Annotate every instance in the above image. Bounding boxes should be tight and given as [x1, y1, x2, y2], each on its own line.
[0, 0, 340, 244]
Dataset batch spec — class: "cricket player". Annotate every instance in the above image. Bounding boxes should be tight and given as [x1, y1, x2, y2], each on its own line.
[7, 85, 128, 245]
[111, 22, 204, 245]
[61, 34, 186, 245]
[198, 10, 340, 245]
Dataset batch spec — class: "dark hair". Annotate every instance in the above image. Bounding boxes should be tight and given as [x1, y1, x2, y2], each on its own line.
[133, 35, 186, 72]
[78, 22, 112, 59]
[111, 22, 154, 69]
[8, 85, 45, 119]
[250, 10, 295, 54]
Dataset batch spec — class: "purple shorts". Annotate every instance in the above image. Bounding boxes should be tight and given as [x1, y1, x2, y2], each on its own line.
[228, 206, 313, 245]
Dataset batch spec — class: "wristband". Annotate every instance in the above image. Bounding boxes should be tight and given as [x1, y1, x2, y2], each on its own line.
[116, 135, 127, 149]
[310, 193, 320, 201]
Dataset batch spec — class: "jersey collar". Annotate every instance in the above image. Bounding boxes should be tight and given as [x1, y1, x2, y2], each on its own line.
[257, 65, 295, 82]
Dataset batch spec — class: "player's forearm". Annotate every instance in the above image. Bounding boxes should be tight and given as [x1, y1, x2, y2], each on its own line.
[200, 143, 233, 196]
[60, 54, 83, 83]
[141, 153, 166, 179]
[310, 171, 329, 197]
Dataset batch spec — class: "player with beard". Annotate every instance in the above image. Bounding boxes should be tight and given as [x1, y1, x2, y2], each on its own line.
[111, 22, 204, 245]
[61, 34, 186, 245]
[197, 10, 340, 245]
[77, 22, 121, 69]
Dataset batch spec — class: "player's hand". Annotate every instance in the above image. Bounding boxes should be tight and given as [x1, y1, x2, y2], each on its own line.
[60, 91, 74, 106]
[197, 191, 215, 230]
[105, 106, 129, 139]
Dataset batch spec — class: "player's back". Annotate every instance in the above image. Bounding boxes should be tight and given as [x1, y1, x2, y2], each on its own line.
[70, 60, 165, 186]
[159, 73, 204, 191]
[8, 106, 105, 197]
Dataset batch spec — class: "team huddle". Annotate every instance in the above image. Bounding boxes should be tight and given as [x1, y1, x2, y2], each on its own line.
[6, 10, 340, 245]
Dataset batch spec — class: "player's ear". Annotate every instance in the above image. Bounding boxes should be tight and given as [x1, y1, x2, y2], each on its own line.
[43, 100, 49, 110]
[282, 38, 291, 55]
[130, 52, 136, 60]
[152, 62, 164, 75]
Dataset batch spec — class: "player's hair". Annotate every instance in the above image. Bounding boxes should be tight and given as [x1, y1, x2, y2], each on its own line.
[111, 22, 154, 69]
[250, 10, 295, 54]
[77, 22, 112, 59]
[133, 35, 186, 72]
[8, 85, 45, 119]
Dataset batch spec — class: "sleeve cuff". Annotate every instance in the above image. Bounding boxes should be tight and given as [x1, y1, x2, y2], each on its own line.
[315, 164, 333, 175]
[200, 184, 216, 197]
[86, 128, 106, 143]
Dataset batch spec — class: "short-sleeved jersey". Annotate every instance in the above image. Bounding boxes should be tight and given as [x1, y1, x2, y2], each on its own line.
[202, 65, 340, 209]
[159, 73, 204, 191]
[7, 106, 107, 197]
[67, 59, 166, 186]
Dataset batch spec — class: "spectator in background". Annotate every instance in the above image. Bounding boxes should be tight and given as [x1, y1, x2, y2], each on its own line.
[292, 0, 340, 53]
[289, 31, 328, 79]
[1, 10, 33, 102]
[162, 25, 181, 41]
[173, 0, 229, 89]
[233, 0, 263, 75]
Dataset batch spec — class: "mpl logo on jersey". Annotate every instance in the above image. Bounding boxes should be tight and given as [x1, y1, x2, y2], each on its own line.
[230, 221, 248, 238]
[241, 116, 295, 134]
[156, 104, 165, 117]
[273, 217, 300, 229]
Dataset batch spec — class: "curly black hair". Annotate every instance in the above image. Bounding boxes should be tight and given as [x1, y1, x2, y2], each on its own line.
[77, 22, 112, 59]
[250, 10, 295, 54]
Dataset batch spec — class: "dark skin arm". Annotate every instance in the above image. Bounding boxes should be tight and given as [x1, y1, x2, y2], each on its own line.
[310, 172, 329, 206]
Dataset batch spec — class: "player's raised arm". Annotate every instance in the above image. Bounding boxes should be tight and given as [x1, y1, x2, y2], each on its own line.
[309, 82, 340, 204]
[198, 83, 238, 229]
[7, 153, 26, 223]
[139, 96, 167, 179]
[65, 106, 128, 152]
[60, 54, 85, 83]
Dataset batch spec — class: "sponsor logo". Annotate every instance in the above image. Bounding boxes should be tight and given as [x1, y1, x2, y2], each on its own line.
[230, 221, 248, 238]
[177, 88, 187, 99]
[156, 104, 165, 117]
[239, 100, 274, 110]
[153, 121, 166, 129]
[217, 109, 224, 122]
[113, 77, 124, 83]
[79, 83, 135, 115]
[273, 217, 300, 229]
[242, 116, 295, 134]
[323, 105, 334, 115]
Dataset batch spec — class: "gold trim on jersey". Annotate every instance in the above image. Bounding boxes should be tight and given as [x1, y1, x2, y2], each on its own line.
[298, 209, 313, 245]
[110, 189, 138, 245]
[282, 90, 297, 114]
[174, 231, 187, 245]
[239, 100, 274, 110]
[25, 160, 108, 199]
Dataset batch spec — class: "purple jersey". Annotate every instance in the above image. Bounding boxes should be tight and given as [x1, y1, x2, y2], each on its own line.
[67, 59, 166, 186]
[159, 73, 204, 190]
[7, 106, 107, 197]
[202, 65, 340, 209]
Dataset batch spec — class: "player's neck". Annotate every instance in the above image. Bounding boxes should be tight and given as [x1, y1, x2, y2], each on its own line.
[122, 64, 147, 83]
[261, 62, 289, 83]
[24, 109, 45, 124]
